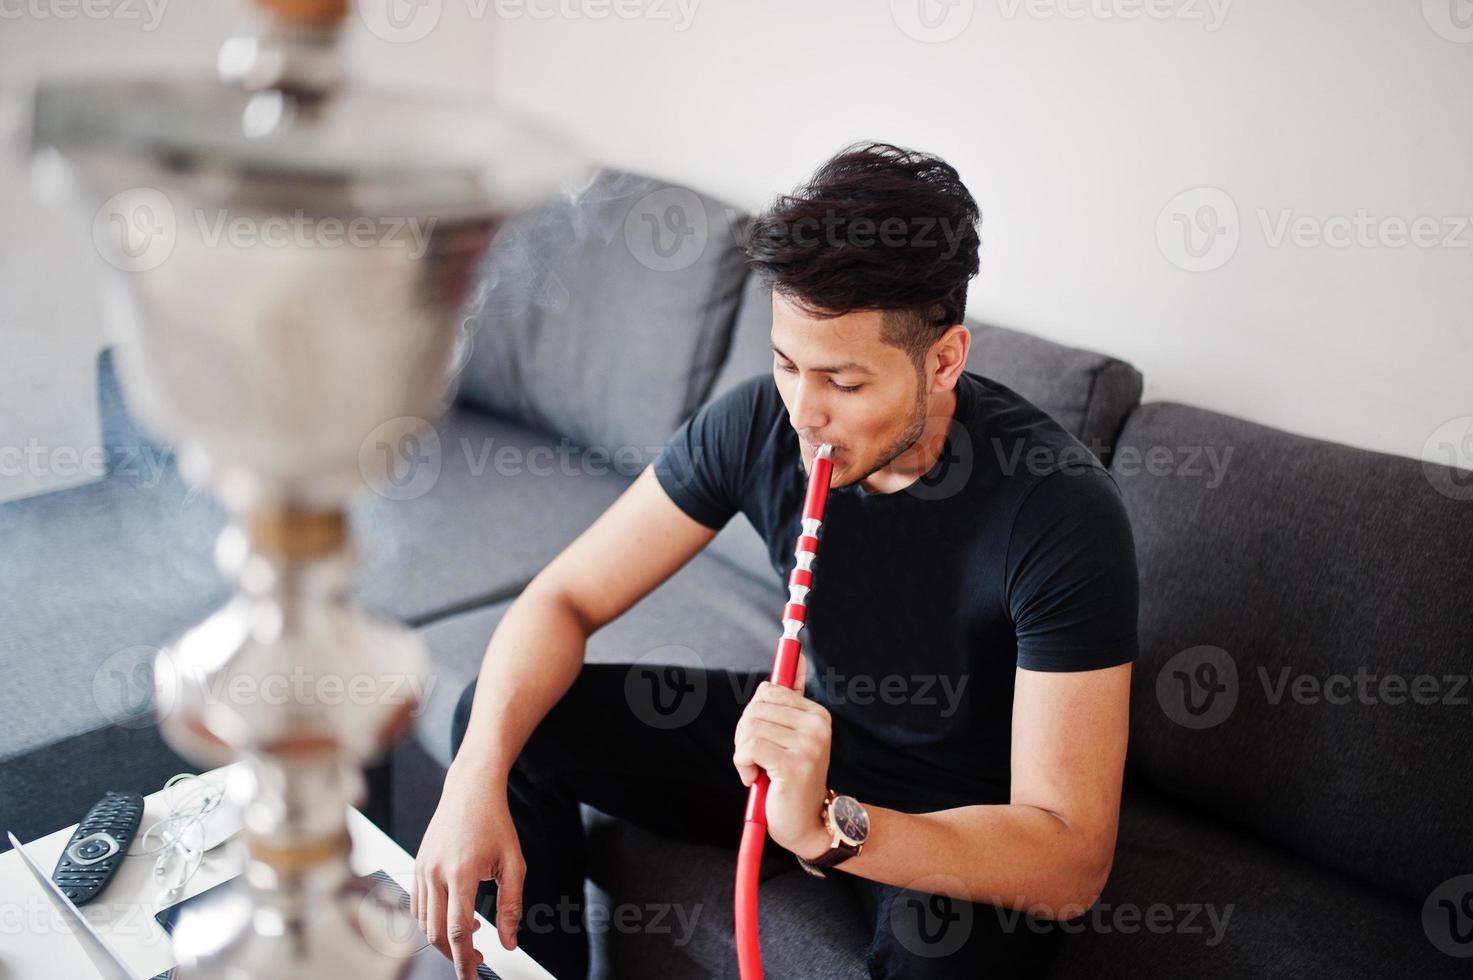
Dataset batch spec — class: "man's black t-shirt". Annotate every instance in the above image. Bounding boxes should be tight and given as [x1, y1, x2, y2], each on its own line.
[652, 371, 1138, 812]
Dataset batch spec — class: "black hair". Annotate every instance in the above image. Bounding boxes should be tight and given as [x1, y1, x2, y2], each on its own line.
[744, 141, 981, 366]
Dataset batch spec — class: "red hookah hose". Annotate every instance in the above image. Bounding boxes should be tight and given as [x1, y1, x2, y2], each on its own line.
[735, 443, 834, 980]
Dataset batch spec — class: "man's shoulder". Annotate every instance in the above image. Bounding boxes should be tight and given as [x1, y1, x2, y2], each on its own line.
[679, 373, 788, 478]
[693, 373, 786, 448]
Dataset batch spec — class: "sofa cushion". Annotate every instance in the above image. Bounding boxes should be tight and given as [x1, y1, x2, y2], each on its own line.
[456, 167, 749, 458]
[963, 319, 1143, 463]
[94, 348, 634, 626]
[98, 346, 173, 476]
[1050, 784, 1460, 978]
[706, 273, 778, 403]
[0, 463, 229, 761]
[583, 811, 870, 979]
[0, 396, 640, 763]
[353, 404, 631, 624]
[1112, 402, 1473, 904]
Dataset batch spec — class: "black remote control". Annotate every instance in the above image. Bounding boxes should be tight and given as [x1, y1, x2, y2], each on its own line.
[51, 790, 145, 905]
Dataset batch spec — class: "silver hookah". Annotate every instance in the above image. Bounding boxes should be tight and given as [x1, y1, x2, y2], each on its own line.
[18, 0, 583, 974]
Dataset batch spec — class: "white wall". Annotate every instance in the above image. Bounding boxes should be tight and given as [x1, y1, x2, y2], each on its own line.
[3, 0, 1470, 502]
[487, 0, 1472, 466]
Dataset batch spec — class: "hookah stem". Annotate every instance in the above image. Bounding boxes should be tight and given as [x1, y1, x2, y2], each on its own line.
[736, 443, 834, 980]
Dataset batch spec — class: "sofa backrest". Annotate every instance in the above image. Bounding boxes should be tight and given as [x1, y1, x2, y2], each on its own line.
[455, 168, 750, 458]
[96, 347, 176, 481]
[1114, 401, 1473, 903]
[963, 318, 1143, 465]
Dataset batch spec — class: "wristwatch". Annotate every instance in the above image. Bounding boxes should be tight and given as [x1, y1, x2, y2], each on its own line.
[796, 789, 870, 878]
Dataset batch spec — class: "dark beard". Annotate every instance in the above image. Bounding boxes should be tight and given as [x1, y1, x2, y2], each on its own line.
[847, 373, 931, 489]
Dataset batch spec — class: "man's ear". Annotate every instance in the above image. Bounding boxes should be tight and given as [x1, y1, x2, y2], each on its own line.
[936, 322, 970, 385]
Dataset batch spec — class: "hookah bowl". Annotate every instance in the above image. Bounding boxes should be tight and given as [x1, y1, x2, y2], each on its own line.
[17, 1, 585, 975]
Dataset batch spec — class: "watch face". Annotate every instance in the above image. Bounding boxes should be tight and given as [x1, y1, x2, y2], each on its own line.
[831, 795, 869, 845]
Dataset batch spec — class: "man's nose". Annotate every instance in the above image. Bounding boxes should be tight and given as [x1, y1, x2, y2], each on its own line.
[790, 377, 829, 431]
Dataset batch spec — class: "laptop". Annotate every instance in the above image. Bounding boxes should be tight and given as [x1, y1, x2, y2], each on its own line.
[7, 830, 169, 980]
[7, 830, 500, 979]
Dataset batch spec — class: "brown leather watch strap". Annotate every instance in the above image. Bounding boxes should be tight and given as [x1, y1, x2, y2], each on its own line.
[806, 838, 861, 868]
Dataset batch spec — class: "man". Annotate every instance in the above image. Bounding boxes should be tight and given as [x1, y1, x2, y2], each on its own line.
[415, 142, 1138, 979]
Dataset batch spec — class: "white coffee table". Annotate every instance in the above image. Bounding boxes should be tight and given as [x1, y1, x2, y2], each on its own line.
[0, 762, 555, 979]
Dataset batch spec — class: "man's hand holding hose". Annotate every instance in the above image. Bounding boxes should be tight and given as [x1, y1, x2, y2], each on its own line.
[414, 646, 834, 980]
[731, 652, 835, 862]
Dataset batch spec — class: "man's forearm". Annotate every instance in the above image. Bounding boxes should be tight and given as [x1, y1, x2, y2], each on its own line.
[810, 801, 1110, 917]
[447, 584, 591, 782]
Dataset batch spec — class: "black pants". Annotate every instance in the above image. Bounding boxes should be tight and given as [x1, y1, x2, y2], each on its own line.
[449, 663, 1062, 979]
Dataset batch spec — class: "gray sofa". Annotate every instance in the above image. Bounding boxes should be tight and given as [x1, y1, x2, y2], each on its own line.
[2, 167, 1469, 979]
